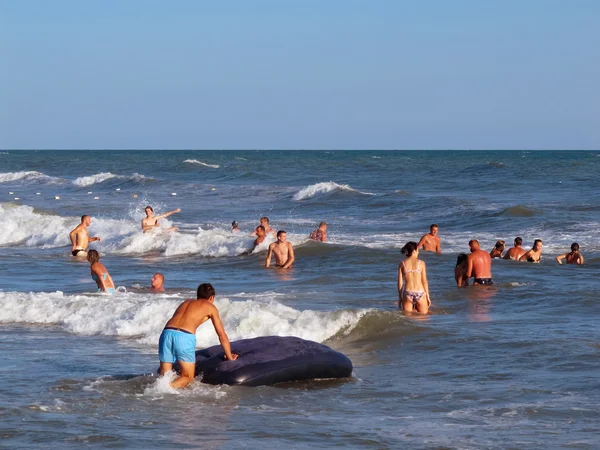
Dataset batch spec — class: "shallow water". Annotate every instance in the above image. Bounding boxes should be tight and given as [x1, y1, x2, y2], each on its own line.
[1, 150, 599, 448]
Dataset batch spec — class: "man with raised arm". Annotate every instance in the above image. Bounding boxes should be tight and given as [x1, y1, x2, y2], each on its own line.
[69, 215, 101, 258]
[265, 230, 295, 269]
[158, 283, 238, 389]
[417, 224, 441, 253]
[466, 239, 493, 285]
[142, 206, 181, 232]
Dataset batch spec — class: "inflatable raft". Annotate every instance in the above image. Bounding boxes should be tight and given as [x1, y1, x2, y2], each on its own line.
[193, 336, 353, 386]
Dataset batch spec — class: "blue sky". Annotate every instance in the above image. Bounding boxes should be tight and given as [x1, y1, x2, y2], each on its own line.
[1, 0, 598, 149]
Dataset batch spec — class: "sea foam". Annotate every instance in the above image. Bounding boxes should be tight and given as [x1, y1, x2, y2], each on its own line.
[0, 171, 62, 184]
[293, 182, 374, 201]
[72, 172, 152, 187]
[183, 159, 220, 169]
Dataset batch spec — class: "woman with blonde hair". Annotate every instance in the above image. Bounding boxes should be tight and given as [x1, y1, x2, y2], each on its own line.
[398, 242, 431, 313]
[87, 250, 116, 294]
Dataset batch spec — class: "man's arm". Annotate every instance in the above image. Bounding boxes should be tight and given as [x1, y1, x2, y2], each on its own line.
[282, 243, 295, 269]
[265, 243, 274, 268]
[555, 253, 566, 264]
[69, 228, 77, 248]
[435, 239, 441, 254]
[155, 208, 181, 220]
[416, 234, 426, 250]
[210, 305, 238, 361]
[519, 250, 531, 262]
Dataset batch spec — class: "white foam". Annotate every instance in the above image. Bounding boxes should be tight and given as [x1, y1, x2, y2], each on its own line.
[183, 159, 220, 169]
[0, 171, 62, 184]
[0, 290, 371, 349]
[293, 182, 375, 201]
[72, 172, 151, 187]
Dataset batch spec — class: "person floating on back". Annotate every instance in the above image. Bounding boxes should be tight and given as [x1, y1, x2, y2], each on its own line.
[158, 283, 238, 389]
[417, 224, 441, 253]
[466, 239, 493, 285]
[69, 215, 101, 258]
[265, 230, 295, 269]
[309, 222, 328, 242]
[556, 242, 584, 265]
[142, 206, 181, 233]
[397, 241, 431, 313]
[503, 237, 526, 260]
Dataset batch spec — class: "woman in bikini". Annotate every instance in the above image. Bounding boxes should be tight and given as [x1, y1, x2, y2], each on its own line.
[398, 241, 431, 314]
[519, 239, 543, 263]
[87, 250, 116, 294]
[556, 242, 584, 265]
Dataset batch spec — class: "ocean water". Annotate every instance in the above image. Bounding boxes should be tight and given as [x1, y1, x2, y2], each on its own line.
[0, 150, 599, 449]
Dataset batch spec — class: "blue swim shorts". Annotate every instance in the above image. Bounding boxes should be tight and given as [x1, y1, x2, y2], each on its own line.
[158, 328, 197, 363]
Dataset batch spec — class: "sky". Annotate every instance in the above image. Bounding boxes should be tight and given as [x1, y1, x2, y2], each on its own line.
[1, 0, 598, 150]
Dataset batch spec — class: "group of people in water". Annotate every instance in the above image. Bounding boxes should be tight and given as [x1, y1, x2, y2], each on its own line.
[68, 210, 584, 388]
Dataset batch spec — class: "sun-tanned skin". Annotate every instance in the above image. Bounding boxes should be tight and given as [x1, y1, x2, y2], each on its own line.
[250, 217, 275, 237]
[503, 237, 526, 261]
[151, 273, 165, 292]
[69, 215, 101, 258]
[417, 225, 441, 253]
[142, 206, 181, 233]
[265, 231, 295, 269]
[159, 285, 238, 389]
[253, 225, 266, 248]
[466, 240, 493, 284]
[519, 240, 543, 263]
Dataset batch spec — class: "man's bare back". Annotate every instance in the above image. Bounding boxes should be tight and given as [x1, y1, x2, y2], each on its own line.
[69, 215, 100, 257]
[466, 240, 493, 285]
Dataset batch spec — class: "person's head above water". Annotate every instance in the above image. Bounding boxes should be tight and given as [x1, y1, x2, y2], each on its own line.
[276, 230, 287, 241]
[533, 239, 543, 250]
[151, 273, 165, 291]
[145, 206, 154, 216]
[468, 240, 480, 252]
[430, 224, 439, 235]
[81, 215, 91, 226]
[87, 249, 100, 264]
[401, 241, 418, 257]
[255, 225, 266, 236]
[571, 242, 580, 252]
[514, 237, 523, 246]
[197, 283, 215, 300]
[494, 240, 505, 250]
[456, 253, 468, 266]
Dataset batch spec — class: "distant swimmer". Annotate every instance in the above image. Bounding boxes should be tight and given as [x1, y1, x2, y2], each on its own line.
[455, 253, 469, 287]
[253, 225, 266, 248]
[231, 221, 240, 233]
[250, 216, 274, 237]
[309, 222, 328, 242]
[69, 215, 101, 258]
[466, 240, 493, 285]
[142, 206, 181, 233]
[556, 242, 584, 265]
[490, 240, 505, 259]
[151, 273, 165, 292]
[87, 250, 115, 294]
[265, 230, 295, 269]
[397, 242, 431, 313]
[158, 283, 238, 389]
[519, 239, 543, 263]
[503, 237, 526, 261]
[417, 224, 441, 253]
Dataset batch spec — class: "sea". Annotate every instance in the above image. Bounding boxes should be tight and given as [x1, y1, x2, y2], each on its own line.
[0, 150, 599, 449]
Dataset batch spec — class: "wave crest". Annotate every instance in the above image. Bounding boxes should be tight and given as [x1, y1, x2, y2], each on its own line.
[497, 205, 542, 217]
[72, 172, 152, 187]
[184, 159, 220, 169]
[293, 182, 374, 201]
[0, 171, 61, 184]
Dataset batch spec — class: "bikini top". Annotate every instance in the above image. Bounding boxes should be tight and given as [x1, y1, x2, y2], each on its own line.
[402, 260, 422, 274]
[92, 272, 108, 282]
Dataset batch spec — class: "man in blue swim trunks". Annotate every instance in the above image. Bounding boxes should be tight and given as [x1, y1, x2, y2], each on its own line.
[159, 283, 238, 389]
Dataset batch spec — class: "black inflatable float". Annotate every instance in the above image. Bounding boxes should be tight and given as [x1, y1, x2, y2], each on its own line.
[193, 336, 353, 386]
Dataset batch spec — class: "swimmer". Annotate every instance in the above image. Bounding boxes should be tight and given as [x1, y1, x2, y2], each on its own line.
[231, 221, 240, 233]
[417, 224, 441, 253]
[490, 240, 505, 259]
[87, 250, 115, 294]
[503, 237, 526, 261]
[151, 273, 165, 292]
[158, 283, 238, 389]
[556, 242, 584, 265]
[466, 240, 493, 285]
[397, 242, 431, 313]
[455, 253, 469, 287]
[250, 216, 275, 237]
[519, 239, 543, 263]
[69, 215, 101, 258]
[309, 222, 328, 242]
[253, 225, 266, 248]
[265, 230, 295, 269]
[142, 206, 181, 233]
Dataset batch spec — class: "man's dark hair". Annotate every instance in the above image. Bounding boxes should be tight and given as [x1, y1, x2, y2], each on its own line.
[277, 230, 286, 238]
[256, 225, 265, 232]
[81, 215, 89, 222]
[515, 237, 523, 246]
[197, 283, 215, 299]
[430, 224, 438, 229]
[145, 206, 154, 212]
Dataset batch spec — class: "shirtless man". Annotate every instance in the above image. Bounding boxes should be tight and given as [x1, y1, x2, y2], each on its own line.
[417, 224, 441, 253]
[503, 237, 526, 260]
[158, 283, 238, 389]
[309, 222, 328, 242]
[253, 225, 266, 248]
[151, 273, 165, 292]
[250, 216, 275, 237]
[466, 239, 493, 285]
[265, 230, 295, 269]
[69, 215, 101, 258]
[519, 239, 543, 263]
[142, 206, 181, 233]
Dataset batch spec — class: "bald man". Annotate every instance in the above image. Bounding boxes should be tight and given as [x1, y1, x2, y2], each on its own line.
[466, 240, 493, 285]
[151, 273, 165, 292]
